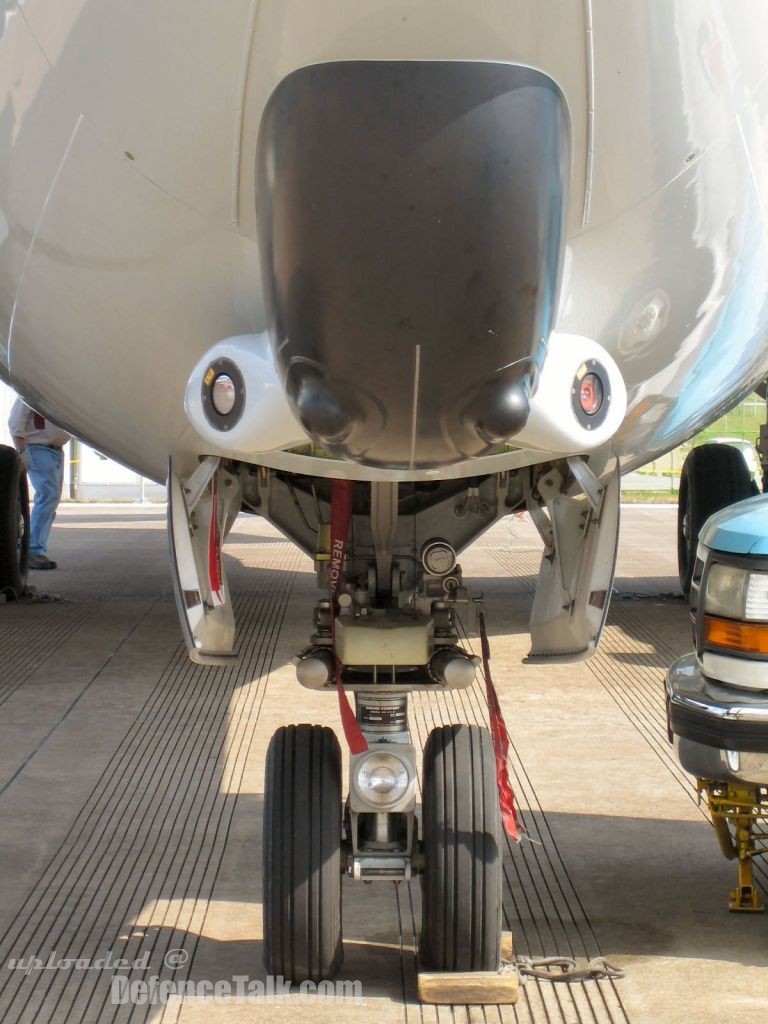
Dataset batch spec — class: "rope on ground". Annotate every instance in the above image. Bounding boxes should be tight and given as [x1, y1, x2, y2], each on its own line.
[500, 955, 625, 983]
[19, 586, 65, 603]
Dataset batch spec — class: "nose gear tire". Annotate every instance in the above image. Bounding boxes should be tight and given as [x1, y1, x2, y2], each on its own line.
[420, 724, 503, 971]
[262, 724, 343, 982]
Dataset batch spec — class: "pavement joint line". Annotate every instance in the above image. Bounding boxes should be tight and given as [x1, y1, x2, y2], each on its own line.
[0, 563, 225, 950]
[0, 593, 166, 801]
[2, 508, 763, 1022]
[130, 553, 300, 1024]
[0, 546, 302, 1023]
[461, 527, 768, 1019]
[0, 588, 120, 705]
[477, 697, 628, 1024]
[443, 561, 629, 1023]
[17, 565, 289, 1015]
[393, 881, 412, 1022]
[587, 635, 768, 894]
[408, 672, 629, 1024]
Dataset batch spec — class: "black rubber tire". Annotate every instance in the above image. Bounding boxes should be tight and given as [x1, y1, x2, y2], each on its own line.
[263, 724, 343, 983]
[0, 445, 30, 600]
[678, 443, 756, 595]
[421, 724, 502, 972]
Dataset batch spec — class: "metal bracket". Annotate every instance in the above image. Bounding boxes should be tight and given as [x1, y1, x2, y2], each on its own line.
[167, 457, 242, 664]
[700, 779, 766, 912]
[371, 481, 399, 599]
[524, 469, 556, 550]
[566, 456, 602, 514]
[183, 455, 220, 513]
[351, 856, 413, 881]
[526, 460, 620, 663]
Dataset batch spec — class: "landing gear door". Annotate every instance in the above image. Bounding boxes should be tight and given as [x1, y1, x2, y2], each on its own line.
[168, 457, 240, 665]
[526, 461, 620, 663]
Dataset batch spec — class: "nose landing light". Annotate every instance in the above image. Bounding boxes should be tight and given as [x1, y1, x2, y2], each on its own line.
[201, 358, 245, 431]
[507, 335, 626, 454]
[211, 374, 237, 416]
[184, 334, 307, 455]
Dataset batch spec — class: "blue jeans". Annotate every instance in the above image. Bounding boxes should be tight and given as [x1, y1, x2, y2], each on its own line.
[26, 445, 64, 556]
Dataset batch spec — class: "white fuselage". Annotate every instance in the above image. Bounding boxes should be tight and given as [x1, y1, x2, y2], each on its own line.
[1, 0, 768, 481]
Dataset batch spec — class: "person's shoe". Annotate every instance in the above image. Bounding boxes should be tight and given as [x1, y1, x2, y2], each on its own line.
[29, 555, 57, 570]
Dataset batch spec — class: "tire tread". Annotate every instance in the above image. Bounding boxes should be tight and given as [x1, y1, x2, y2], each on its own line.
[678, 443, 755, 593]
[421, 724, 502, 972]
[263, 724, 342, 982]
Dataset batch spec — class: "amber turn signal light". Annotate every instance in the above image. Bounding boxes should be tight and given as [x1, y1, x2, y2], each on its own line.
[703, 615, 768, 656]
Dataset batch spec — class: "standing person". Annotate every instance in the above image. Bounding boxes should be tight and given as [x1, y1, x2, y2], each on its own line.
[8, 397, 72, 569]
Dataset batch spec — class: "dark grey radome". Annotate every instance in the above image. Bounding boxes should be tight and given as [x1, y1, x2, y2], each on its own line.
[257, 61, 569, 468]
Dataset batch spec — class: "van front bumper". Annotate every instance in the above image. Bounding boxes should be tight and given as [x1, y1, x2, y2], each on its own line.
[665, 653, 768, 785]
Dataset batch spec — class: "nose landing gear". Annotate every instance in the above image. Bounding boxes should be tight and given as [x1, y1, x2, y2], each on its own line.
[261, 709, 503, 982]
[255, 472, 518, 986]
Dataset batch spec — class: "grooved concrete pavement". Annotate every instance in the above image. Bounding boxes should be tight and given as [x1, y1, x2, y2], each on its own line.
[0, 505, 765, 1023]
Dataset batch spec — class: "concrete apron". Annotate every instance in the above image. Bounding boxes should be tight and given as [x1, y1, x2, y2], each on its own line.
[0, 505, 765, 1023]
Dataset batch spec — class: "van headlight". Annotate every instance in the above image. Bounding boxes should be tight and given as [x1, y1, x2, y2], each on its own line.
[704, 564, 749, 618]
[705, 565, 768, 621]
[703, 563, 768, 655]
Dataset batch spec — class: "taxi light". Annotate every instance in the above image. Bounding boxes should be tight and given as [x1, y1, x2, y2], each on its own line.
[354, 752, 410, 809]
[703, 614, 768, 656]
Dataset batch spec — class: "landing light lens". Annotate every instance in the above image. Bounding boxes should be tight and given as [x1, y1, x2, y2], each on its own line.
[579, 373, 603, 416]
[355, 753, 409, 808]
[366, 765, 397, 794]
[211, 374, 236, 416]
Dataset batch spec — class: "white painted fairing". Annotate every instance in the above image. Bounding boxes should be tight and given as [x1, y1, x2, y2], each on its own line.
[0, 1, 766, 481]
[184, 334, 306, 456]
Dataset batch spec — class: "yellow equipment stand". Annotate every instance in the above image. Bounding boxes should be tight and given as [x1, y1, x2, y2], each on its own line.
[699, 780, 767, 912]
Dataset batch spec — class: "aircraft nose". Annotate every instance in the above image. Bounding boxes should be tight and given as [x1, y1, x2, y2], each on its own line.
[258, 60, 569, 469]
